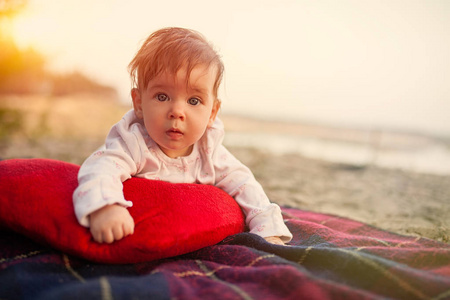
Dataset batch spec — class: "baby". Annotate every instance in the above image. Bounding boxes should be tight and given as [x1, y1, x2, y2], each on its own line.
[73, 27, 292, 246]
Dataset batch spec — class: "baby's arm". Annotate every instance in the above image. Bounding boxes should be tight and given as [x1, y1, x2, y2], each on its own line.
[73, 111, 145, 235]
[212, 146, 293, 244]
[89, 204, 135, 243]
[74, 148, 136, 227]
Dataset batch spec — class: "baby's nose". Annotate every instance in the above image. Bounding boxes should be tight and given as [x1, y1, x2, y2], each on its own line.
[168, 102, 186, 120]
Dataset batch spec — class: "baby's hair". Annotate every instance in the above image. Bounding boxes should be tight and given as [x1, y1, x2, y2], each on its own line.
[128, 27, 224, 98]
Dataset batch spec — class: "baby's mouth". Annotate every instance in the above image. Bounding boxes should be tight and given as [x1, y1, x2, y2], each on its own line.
[166, 128, 183, 139]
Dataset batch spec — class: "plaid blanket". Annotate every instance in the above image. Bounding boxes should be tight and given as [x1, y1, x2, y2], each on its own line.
[1, 207, 449, 300]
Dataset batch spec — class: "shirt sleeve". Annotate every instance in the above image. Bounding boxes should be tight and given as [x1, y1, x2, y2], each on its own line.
[206, 121, 292, 242]
[73, 110, 144, 227]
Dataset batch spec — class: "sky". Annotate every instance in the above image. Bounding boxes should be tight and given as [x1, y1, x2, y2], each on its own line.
[10, 0, 450, 136]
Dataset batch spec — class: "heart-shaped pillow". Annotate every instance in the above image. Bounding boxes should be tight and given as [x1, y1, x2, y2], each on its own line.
[0, 158, 244, 264]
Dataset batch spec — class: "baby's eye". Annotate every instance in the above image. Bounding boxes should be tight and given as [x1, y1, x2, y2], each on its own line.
[188, 98, 200, 106]
[156, 94, 169, 102]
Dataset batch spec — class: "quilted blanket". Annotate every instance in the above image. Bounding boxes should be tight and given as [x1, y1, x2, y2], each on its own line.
[1, 207, 449, 300]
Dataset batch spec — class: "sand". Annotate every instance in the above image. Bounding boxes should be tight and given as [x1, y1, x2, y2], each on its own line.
[1, 94, 449, 243]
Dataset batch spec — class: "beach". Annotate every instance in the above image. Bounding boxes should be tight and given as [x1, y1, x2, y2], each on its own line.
[1, 95, 449, 243]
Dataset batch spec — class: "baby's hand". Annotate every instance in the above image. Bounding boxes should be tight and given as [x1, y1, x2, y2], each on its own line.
[89, 204, 135, 243]
[264, 236, 285, 245]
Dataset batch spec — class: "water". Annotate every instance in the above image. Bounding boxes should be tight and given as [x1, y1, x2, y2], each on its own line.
[222, 117, 450, 176]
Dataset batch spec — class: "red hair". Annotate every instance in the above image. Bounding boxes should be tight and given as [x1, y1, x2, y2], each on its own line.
[128, 27, 224, 98]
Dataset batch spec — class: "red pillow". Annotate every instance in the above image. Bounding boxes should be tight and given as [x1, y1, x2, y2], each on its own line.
[0, 158, 244, 264]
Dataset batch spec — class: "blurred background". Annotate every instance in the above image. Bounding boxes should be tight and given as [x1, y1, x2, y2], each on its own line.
[1, 0, 449, 241]
[1, 0, 449, 173]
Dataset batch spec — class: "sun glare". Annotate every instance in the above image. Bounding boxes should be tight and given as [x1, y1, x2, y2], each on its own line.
[11, 6, 52, 51]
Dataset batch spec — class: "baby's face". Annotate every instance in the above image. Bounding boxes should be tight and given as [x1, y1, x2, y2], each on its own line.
[132, 64, 219, 158]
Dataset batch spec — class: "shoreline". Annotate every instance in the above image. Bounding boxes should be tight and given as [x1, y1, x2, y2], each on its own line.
[220, 114, 450, 176]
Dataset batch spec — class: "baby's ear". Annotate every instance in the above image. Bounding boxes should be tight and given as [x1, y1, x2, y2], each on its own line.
[131, 88, 143, 119]
[208, 100, 221, 127]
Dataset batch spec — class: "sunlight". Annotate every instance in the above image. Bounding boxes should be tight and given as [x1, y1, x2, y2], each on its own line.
[11, 5, 57, 54]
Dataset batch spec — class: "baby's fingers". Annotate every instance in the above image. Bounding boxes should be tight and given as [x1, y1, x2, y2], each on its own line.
[91, 229, 103, 243]
[110, 219, 134, 242]
[122, 219, 135, 237]
[264, 236, 285, 245]
[111, 225, 126, 242]
[90, 226, 107, 243]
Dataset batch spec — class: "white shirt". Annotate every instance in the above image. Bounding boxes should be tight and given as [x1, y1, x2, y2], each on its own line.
[73, 110, 292, 242]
